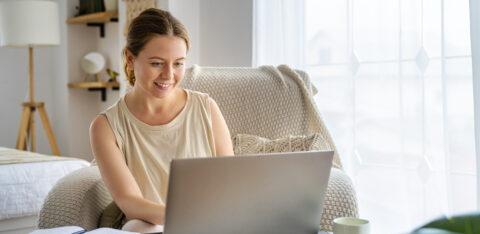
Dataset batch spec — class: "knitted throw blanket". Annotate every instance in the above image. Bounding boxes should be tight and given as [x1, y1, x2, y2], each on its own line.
[180, 64, 343, 170]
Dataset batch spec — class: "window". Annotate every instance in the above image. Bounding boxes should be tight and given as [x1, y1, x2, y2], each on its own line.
[254, 0, 477, 233]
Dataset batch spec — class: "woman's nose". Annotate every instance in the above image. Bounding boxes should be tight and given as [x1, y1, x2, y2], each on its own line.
[162, 65, 174, 80]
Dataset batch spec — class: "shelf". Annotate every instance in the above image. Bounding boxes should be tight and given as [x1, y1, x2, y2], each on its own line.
[68, 81, 120, 88]
[66, 11, 118, 37]
[68, 82, 120, 101]
[66, 11, 118, 24]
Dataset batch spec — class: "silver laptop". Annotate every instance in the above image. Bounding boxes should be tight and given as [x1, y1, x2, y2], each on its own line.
[163, 151, 334, 234]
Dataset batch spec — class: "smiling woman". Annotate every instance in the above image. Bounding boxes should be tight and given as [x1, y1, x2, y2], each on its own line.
[89, 8, 233, 232]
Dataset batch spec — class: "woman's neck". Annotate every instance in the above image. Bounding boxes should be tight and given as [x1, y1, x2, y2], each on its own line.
[126, 87, 176, 116]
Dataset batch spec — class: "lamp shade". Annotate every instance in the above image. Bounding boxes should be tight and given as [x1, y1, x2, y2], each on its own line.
[0, 1, 60, 47]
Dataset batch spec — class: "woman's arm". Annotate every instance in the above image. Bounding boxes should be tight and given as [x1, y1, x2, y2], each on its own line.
[89, 115, 165, 225]
[209, 98, 234, 157]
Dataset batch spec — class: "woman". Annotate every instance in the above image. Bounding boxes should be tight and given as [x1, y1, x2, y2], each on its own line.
[89, 8, 234, 232]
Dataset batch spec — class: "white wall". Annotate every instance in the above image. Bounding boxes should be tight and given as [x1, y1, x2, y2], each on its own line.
[168, 0, 253, 66]
[198, 0, 253, 67]
[0, 0, 253, 159]
[168, 0, 200, 66]
[51, 0, 70, 156]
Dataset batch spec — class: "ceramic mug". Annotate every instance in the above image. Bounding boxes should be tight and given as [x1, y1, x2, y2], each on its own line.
[333, 217, 370, 234]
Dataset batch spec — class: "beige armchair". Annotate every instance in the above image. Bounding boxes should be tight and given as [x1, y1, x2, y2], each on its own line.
[38, 65, 358, 232]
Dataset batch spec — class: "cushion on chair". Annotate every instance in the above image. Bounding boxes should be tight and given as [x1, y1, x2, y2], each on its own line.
[232, 133, 342, 169]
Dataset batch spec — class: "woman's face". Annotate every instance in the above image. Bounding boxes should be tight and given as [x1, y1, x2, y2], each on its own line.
[126, 35, 187, 99]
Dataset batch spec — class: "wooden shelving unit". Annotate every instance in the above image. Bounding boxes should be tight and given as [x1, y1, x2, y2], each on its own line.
[66, 11, 118, 37]
[68, 81, 120, 101]
[66, 11, 118, 24]
[68, 81, 120, 88]
[66, 11, 121, 101]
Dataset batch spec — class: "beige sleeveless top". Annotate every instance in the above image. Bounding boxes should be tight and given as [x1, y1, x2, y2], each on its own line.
[102, 89, 216, 206]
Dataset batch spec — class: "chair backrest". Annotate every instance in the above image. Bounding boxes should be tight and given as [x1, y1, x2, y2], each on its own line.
[180, 64, 342, 169]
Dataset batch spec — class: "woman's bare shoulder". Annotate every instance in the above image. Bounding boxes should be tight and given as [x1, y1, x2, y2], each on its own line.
[91, 114, 108, 131]
[90, 114, 115, 143]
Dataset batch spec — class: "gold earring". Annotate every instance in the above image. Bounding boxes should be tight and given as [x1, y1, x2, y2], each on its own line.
[127, 69, 135, 85]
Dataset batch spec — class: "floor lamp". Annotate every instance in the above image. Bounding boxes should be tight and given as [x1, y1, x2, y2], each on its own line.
[0, 1, 61, 155]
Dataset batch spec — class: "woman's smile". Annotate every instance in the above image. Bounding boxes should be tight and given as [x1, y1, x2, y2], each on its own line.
[154, 81, 172, 90]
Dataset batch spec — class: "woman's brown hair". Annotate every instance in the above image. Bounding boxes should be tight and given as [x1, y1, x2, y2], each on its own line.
[123, 8, 190, 86]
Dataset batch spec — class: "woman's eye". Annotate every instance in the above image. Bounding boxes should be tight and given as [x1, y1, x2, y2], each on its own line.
[175, 62, 184, 67]
[151, 62, 163, 67]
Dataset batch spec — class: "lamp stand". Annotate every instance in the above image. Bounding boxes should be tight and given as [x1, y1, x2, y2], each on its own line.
[16, 47, 60, 155]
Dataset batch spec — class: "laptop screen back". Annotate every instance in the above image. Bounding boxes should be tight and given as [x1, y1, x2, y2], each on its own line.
[164, 151, 334, 234]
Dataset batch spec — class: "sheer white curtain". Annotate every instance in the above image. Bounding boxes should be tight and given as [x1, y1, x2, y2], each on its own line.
[254, 0, 477, 233]
[469, 0, 480, 209]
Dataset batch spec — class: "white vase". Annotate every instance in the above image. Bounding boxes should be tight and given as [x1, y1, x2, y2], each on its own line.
[104, 0, 118, 12]
[81, 52, 105, 74]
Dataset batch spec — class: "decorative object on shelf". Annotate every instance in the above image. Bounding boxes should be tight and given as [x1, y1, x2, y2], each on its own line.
[78, 0, 106, 16]
[81, 52, 106, 82]
[123, 0, 156, 36]
[104, 0, 118, 11]
[0, 1, 61, 155]
[106, 68, 119, 82]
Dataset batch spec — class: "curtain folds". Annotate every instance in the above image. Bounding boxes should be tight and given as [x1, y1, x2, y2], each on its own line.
[253, 0, 477, 233]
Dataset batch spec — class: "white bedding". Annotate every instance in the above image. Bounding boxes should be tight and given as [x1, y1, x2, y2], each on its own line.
[0, 159, 90, 220]
[0, 215, 37, 233]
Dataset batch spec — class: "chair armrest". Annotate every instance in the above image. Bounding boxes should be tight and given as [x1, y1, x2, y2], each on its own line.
[37, 166, 112, 230]
[320, 168, 359, 232]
